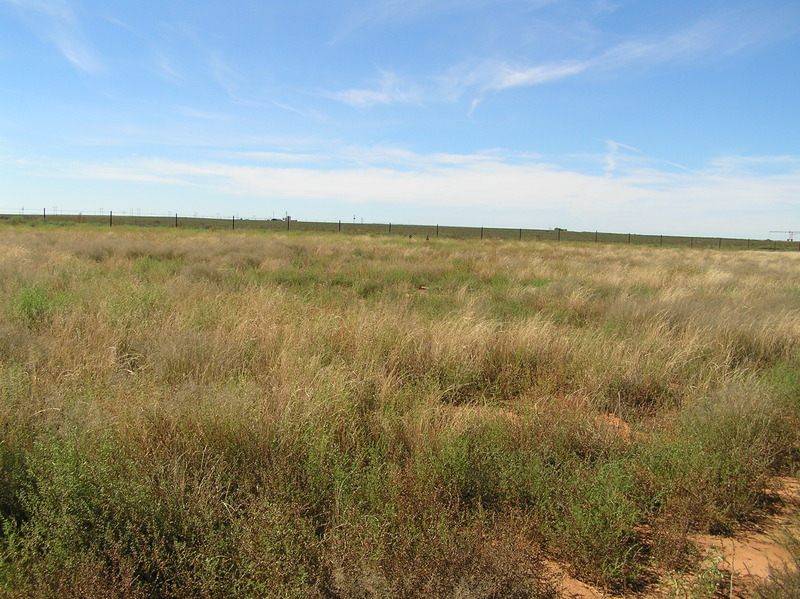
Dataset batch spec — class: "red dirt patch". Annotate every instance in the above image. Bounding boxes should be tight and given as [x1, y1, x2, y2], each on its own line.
[546, 477, 800, 598]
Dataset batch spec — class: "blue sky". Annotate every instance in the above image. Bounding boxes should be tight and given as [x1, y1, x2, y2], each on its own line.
[1, 0, 799, 238]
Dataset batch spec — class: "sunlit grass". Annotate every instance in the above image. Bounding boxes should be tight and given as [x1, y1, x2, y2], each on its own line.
[0, 224, 798, 597]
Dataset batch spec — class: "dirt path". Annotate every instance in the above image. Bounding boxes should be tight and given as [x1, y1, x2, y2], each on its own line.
[550, 477, 800, 599]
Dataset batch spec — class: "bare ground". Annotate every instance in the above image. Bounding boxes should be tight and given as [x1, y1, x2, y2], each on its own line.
[549, 477, 800, 599]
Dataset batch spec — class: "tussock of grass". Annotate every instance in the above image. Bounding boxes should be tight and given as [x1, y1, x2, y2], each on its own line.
[0, 225, 799, 596]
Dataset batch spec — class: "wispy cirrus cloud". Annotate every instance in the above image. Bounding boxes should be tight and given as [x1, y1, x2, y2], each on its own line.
[487, 60, 588, 90]
[708, 155, 800, 173]
[326, 70, 421, 108]
[456, 58, 588, 110]
[588, 6, 799, 74]
[603, 140, 640, 177]
[0, 0, 101, 72]
[228, 145, 506, 171]
[173, 106, 231, 121]
[456, 9, 797, 99]
[335, 3, 800, 111]
[328, 58, 587, 111]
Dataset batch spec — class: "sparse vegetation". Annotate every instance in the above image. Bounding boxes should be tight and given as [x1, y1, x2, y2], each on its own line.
[755, 518, 800, 599]
[0, 224, 798, 597]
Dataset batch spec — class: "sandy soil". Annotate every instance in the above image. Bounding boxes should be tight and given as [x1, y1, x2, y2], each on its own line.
[550, 476, 800, 599]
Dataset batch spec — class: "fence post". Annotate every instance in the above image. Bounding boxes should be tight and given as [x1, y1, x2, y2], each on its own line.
[389, 223, 392, 234]
[338, 220, 341, 232]
[109, 211, 113, 227]
[287, 216, 290, 230]
[480, 227, 483, 240]
[690, 237, 694, 248]
[718, 238, 721, 249]
[43, 208, 46, 222]
[232, 215, 235, 230]
[747, 239, 750, 249]
[595, 230, 598, 243]
[436, 224, 439, 237]
[175, 213, 178, 228]
[660, 235, 663, 246]
[627, 233, 631, 244]
[519, 228, 522, 241]
[557, 229, 561, 242]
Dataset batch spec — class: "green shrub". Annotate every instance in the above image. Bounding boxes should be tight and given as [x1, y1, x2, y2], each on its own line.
[12, 285, 53, 325]
[432, 420, 518, 508]
[546, 460, 644, 589]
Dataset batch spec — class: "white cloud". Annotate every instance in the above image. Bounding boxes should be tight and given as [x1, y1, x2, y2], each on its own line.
[26, 146, 795, 237]
[475, 19, 745, 92]
[603, 140, 641, 176]
[708, 155, 800, 173]
[490, 60, 588, 90]
[574, 5, 800, 75]
[0, 0, 102, 72]
[437, 57, 590, 113]
[231, 151, 319, 164]
[0, 0, 70, 21]
[327, 71, 420, 108]
[330, 88, 395, 109]
[174, 106, 231, 121]
[418, 5, 800, 109]
[153, 50, 181, 81]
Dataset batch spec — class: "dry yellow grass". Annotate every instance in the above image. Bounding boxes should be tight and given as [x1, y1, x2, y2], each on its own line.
[0, 223, 799, 597]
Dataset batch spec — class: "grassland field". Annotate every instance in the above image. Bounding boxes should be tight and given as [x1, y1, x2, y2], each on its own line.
[3, 212, 798, 251]
[0, 221, 799, 598]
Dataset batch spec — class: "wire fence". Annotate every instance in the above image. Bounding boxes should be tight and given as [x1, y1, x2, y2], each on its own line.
[1, 208, 798, 252]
